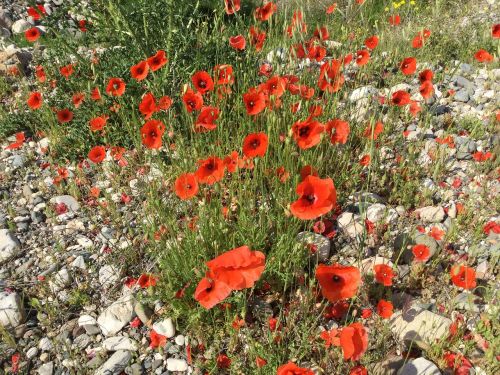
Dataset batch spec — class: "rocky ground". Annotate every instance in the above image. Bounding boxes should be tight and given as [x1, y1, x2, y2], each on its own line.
[1, 0, 499, 374]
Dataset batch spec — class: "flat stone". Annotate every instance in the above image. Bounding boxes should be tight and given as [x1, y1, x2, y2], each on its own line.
[78, 314, 101, 335]
[397, 357, 441, 375]
[95, 350, 132, 375]
[0, 229, 21, 263]
[12, 19, 31, 34]
[37, 361, 54, 375]
[296, 232, 330, 262]
[349, 86, 378, 102]
[97, 294, 135, 336]
[49, 195, 80, 220]
[415, 206, 445, 223]
[49, 268, 71, 293]
[370, 355, 405, 375]
[99, 265, 120, 288]
[0, 291, 25, 329]
[102, 336, 138, 351]
[152, 317, 175, 338]
[337, 212, 364, 238]
[366, 203, 388, 223]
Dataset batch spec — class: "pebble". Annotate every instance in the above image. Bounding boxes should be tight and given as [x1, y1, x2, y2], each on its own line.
[0, 229, 21, 263]
[97, 294, 136, 336]
[96, 350, 132, 375]
[397, 357, 441, 375]
[152, 318, 175, 338]
[0, 291, 25, 329]
[166, 358, 188, 372]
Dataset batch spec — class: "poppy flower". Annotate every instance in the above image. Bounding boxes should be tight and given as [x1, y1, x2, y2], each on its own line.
[355, 50, 370, 66]
[139, 92, 158, 119]
[264, 76, 286, 98]
[349, 365, 368, 375]
[493, 24, 500, 38]
[158, 96, 172, 110]
[91, 87, 102, 101]
[249, 26, 266, 51]
[400, 57, 417, 75]
[277, 362, 314, 375]
[224, 0, 241, 14]
[326, 4, 337, 14]
[359, 155, 371, 166]
[130, 60, 149, 81]
[140, 119, 165, 149]
[72, 92, 85, 108]
[299, 165, 318, 181]
[242, 132, 268, 158]
[450, 265, 476, 290]
[217, 354, 231, 369]
[5, 132, 26, 150]
[412, 35, 424, 49]
[377, 299, 394, 319]
[409, 100, 422, 117]
[326, 119, 350, 144]
[340, 322, 368, 361]
[429, 226, 445, 240]
[374, 264, 395, 286]
[308, 45, 327, 62]
[474, 49, 494, 63]
[57, 109, 73, 123]
[316, 264, 361, 302]
[88, 146, 106, 163]
[27, 92, 42, 110]
[224, 151, 241, 173]
[388, 14, 401, 26]
[106, 78, 126, 97]
[149, 329, 167, 348]
[419, 69, 434, 83]
[27, 5, 46, 20]
[391, 90, 411, 106]
[243, 88, 266, 115]
[255, 2, 277, 22]
[182, 88, 203, 112]
[60, 64, 74, 79]
[79, 19, 87, 32]
[363, 121, 383, 140]
[192, 71, 214, 94]
[318, 59, 345, 93]
[255, 356, 267, 368]
[412, 244, 431, 262]
[147, 50, 168, 71]
[229, 35, 246, 50]
[419, 81, 434, 99]
[25, 27, 40, 42]
[195, 106, 220, 132]
[206, 246, 265, 291]
[292, 118, 325, 149]
[214, 64, 234, 85]
[35, 65, 46, 82]
[484, 221, 500, 235]
[195, 156, 225, 185]
[89, 115, 108, 132]
[174, 173, 199, 200]
[364, 35, 379, 49]
[291, 175, 336, 220]
[137, 273, 157, 288]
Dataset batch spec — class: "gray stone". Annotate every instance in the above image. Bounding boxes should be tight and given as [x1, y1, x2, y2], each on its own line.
[454, 291, 481, 312]
[175, 335, 185, 346]
[152, 317, 175, 338]
[296, 232, 330, 262]
[134, 302, 153, 325]
[397, 357, 441, 375]
[71, 255, 86, 270]
[78, 314, 101, 335]
[337, 212, 364, 238]
[37, 362, 54, 375]
[49, 268, 71, 293]
[49, 195, 80, 220]
[454, 89, 469, 102]
[102, 336, 138, 351]
[26, 346, 38, 359]
[96, 350, 132, 375]
[74, 333, 92, 349]
[0, 291, 25, 329]
[38, 337, 53, 351]
[370, 356, 405, 375]
[0, 229, 21, 263]
[0, 9, 13, 29]
[97, 294, 135, 336]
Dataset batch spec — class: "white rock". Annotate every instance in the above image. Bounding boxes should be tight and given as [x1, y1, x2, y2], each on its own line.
[38, 337, 53, 352]
[415, 206, 445, 223]
[99, 265, 120, 288]
[102, 336, 138, 351]
[349, 86, 378, 102]
[76, 236, 93, 248]
[166, 358, 188, 372]
[78, 314, 101, 335]
[49, 195, 80, 220]
[366, 203, 387, 223]
[26, 347, 38, 359]
[37, 362, 54, 375]
[0, 229, 21, 263]
[152, 317, 175, 338]
[337, 212, 364, 238]
[175, 335, 185, 346]
[296, 232, 330, 262]
[397, 357, 441, 375]
[49, 268, 71, 293]
[11, 19, 31, 34]
[0, 291, 25, 329]
[71, 255, 86, 270]
[97, 294, 135, 336]
[95, 350, 132, 375]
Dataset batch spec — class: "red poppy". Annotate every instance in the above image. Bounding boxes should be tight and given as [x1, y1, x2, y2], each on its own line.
[147, 50, 168, 71]
[409, 100, 422, 117]
[484, 221, 500, 235]
[195, 156, 225, 185]
[130, 60, 149, 81]
[158, 96, 172, 111]
[317, 59, 345, 92]
[412, 244, 431, 262]
[149, 329, 167, 348]
[355, 50, 370, 66]
[316, 264, 361, 302]
[192, 71, 214, 94]
[264, 76, 286, 98]
[412, 35, 424, 49]
[139, 92, 158, 119]
[388, 14, 401, 26]
[374, 264, 395, 286]
[419, 69, 434, 83]
[326, 119, 350, 145]
[291, 175, 336, 220]
[277, 362, 314, 375]
[493, 24, 500, 38]
[5, 132, 26, 150]
[195, 106, 219, 132]
[35, 65, 46, 82]
[474, 49, 494, 63]
[243, 88, 266, 115]
[391, 90, 411, 106]
[249, 26, 266, 51]
[419, 81, 434, 99]
[216, 354, 231, 369]
[72, 92, 85, 108]
[242, 132, 268, 158]
[25, 27, 40, 42]
[60, 64, 74, 79]
[429, 226, 445, 240]
[27, 5, 46, 20]
[140, 119, 165, 149]
[106, 78, 126, 97]
[255, 356, 267, 368]
[364, 35, 379, 49]
[89, 115, 108, 132]
[349, 365, 368, 375]
[400, 57, 417, 75]
[255, 2, 277, 22]
[359, 155, 371, 166]
[308, 45, 327, 62]
[79, 19, 87, 32]
[377, 299, 393, 319]
[174, 173, 199, 200]
[292, 118, 324, 149]
[27, 92, 42, 110]
[224, 0, 241, 14]
[214, 64, 234, 85]
[300, 165, 318, 180]
[136, 273, 157, 288]
[326, 4, 337, 14]
[229, 35, 246, 50]
[224, 151, 241, 173]
[361, 308, 372, 319]
[88, 146, 106, 163]
[450, 265, 476, 290]
[91, 87, 102, 101]
[57, 109, 73, 123]
[340, 322, 368, 361]
[363, 121, 383, 140]
[182, 88, 203, 112]
[194, 272, 233, 309]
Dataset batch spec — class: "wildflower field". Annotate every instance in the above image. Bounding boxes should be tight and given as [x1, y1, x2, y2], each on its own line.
[0, 0, 499, 374]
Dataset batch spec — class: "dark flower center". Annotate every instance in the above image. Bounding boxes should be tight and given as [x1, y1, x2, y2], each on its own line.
[251, 140, 260, 148]
[332, 275, 341, 282]
[305, 194, 315, 203]
[199, 81, 206, 88]
[299, 126, 311, 137]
